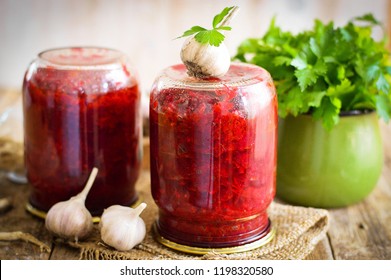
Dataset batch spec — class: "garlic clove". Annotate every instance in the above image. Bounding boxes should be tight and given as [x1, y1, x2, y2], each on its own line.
[180, 36, 231, 78]
[100, 203, 147, 251]
[45, 198, 93, 241]
[45, 167, 98, 242]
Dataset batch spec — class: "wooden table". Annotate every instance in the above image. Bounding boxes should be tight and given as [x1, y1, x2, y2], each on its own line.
[1, 89, 390, 260]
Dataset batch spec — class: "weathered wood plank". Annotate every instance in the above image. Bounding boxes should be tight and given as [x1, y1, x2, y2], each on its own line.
[0, 171, 52, 260]
[305, 236, 334, 260]
[50, 243, 80, 260]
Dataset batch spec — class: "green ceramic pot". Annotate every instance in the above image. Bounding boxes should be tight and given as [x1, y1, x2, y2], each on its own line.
[276, 111, 383, 208]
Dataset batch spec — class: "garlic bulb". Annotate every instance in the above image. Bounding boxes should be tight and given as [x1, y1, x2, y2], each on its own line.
[180, 37, 231, 78]
[100, 202, 147, 251]
[178, 6, 239, 78]
[45, 167, 98, 242]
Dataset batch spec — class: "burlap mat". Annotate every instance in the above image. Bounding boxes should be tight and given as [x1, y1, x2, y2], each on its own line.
[0, 137, 329, 260]
[68, 171, 330, 260]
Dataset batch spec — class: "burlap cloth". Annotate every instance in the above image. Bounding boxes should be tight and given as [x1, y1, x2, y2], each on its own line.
[0, 137, 329, 260]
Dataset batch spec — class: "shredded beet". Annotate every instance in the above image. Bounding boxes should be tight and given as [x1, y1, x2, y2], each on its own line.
[23, 61, 141, 216]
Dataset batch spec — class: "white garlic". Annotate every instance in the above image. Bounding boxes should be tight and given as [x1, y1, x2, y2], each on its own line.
[179, 6, 239, 78]
[45, 167, 98, 242]
[100, 202, 147, 251]
[180, 37, 231, 78]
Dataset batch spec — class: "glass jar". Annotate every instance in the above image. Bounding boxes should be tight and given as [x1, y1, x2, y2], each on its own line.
[23, 47, 142, 217]
[149, 63, 277, 253]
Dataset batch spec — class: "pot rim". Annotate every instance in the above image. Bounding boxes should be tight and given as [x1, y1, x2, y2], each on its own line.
[338, 109, 375, 117]
[301, 109, 375, 117]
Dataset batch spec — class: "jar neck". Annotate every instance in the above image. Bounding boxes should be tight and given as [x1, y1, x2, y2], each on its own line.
[38, 47, 126, 70]
[158, 63, 273, 91]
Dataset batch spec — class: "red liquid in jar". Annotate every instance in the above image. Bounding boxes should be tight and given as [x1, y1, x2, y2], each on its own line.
[23, 48, 141, 216]
[150, 63, 277, 248]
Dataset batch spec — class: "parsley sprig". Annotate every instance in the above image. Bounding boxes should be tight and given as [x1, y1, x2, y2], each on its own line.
[235, 14, 391, 129]
[177, 6, 236, 47]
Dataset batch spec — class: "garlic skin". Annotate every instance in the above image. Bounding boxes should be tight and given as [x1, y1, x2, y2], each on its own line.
[45, 167, 98, 242]
[180, 36, 231, 78]
[45, 198, 93, 242]
[100, 203, 147, 251]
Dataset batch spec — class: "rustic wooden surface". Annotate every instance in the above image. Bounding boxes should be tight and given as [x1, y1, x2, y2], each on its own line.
[1, 91, 391, 260]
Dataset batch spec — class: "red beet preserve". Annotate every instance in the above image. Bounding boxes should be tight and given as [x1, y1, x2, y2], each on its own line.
[150, 63, 277, 252]
[23, 47, 141, 216]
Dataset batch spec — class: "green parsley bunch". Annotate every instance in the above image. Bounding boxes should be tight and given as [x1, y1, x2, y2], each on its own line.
[235, 14, 391, 129]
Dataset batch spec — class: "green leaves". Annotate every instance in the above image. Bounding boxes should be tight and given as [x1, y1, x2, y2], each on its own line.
[234, 14, 391, 129]
[313, 97, 342, 129]
[177, 6, 235, 47]
[376, 94, 391, 122]
[354, 13, 381, 25]
[194, 29, 226, 47]
[180, 26, 207, 37]
[213, 6, 234, 28]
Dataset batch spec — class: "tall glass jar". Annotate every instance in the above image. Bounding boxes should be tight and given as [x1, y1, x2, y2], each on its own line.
[23, 47, 141, 217]
[150, 63, 277, 253]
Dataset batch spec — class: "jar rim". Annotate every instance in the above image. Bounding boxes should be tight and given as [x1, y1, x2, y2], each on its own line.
[38, 47, 127, 70]
[158, 62, 273, 90]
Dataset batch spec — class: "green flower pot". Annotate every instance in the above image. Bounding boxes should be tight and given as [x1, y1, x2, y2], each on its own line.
[276, 111, 383, 208]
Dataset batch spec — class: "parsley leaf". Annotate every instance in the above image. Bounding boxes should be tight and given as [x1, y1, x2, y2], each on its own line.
[354, 13, 381, 25]
[194, 29, 225, 47]
[180, 26, 207, 37]
[213, 6, 234, 28]
[234, 14, 391, 129]
[313, 97, 342, 129]
[376, 94, 391, 122]
[177, 6, 236, 47]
